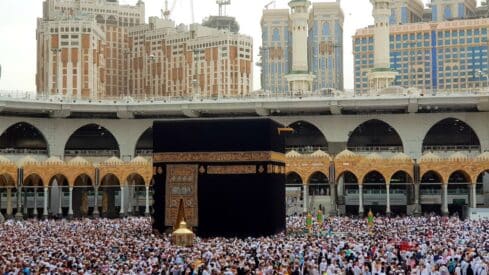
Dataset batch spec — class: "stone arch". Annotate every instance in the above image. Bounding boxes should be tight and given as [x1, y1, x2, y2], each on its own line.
[476, 170, 489, 183]
[134, 127, 153, 156]
[73, 173, 94, 217]
[422, 118, 481, 153]
[286, 121, 328, 153]
[100, 173, 121, 187]
[0, 173, 16, 187]
[47, 174, 69, 216]
[389, 170, 413, 184]
[307, 171, 328, 184]
[65, 124, 120, 157]
[336, 170, 358, 183]
[286, 172, 303, 185]
[448, 170, 472, 184]
[0, 122, 49, 154]
[126, 173, 146, 215]
[307, 171, 329, 196]
[23, 174, 44, 187]
[362, 170, 386, 184]
[99, 173, 121, 218]
[347, 119, 403, 152]
[127, 173, 146, 186]
[421, 170, 444, 184]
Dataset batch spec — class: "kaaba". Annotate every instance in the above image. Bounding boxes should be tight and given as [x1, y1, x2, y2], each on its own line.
[152, 118, 286, 238]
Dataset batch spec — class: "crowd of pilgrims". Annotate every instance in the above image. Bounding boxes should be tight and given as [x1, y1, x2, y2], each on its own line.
[0, 215, 488, 274]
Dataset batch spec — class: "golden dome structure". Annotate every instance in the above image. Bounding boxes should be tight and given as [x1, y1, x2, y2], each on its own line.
[172, 221, 195, 247]
[171, 198, 195, 247]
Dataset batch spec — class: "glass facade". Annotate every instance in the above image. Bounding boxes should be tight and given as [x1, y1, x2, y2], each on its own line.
[353, 20, 489, 94]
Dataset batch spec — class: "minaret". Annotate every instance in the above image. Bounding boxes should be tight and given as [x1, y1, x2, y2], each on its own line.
[285, 0, 314, 94]
[368, 0, 397, 93]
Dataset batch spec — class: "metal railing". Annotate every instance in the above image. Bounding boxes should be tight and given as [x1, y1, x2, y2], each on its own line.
[348, 146, 404, 153]
[285, 146, 329, 154]
[0, 148, 48, 155]
[64, 149, 120, 157]
[2, 88, 489, 104]
[422, 145, 481, 153]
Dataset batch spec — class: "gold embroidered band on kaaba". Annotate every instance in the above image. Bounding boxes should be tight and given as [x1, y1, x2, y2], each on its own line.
[153, 151, 285, 163]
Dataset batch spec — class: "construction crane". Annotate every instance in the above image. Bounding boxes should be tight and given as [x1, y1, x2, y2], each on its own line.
[163, 0, 195, 23]
[217, 0, 231, 16]
[264, 0, 276, 9]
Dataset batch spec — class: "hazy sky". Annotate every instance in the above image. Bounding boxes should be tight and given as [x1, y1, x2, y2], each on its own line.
[0, 0, 475, 92]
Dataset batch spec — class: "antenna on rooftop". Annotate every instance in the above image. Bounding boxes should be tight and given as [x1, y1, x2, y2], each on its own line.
[217, 0, 231, 16]
[162, 0, 170, 20]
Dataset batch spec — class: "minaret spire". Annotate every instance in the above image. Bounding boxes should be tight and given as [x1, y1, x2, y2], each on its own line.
[367, 0, 398, 93]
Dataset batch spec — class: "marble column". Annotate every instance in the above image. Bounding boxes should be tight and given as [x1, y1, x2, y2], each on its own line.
[358, 184, 364, 216]
[441, 184, 449, 216]
[329, 182, 337, 216]
[413, 183, 421, 216]
[471, 183, 477, 208]
[93, 187, 99, 217]
[127, 184, 133, 216]
[43, 187, 49, 218]
[303, 185, 309, 213]
[57, 185, 63, 217]
[33, 188, 38, 217]
[119, 186, 125, 217]
[145, 186, 150, 216]
[68, 187, 73, 218]
[386, 184, 391, 216]
[6, 188, 12, 218]
[23, 188, 28, 216]
[15, 187, 23, 220]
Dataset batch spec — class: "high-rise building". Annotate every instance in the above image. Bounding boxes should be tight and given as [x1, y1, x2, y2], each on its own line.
[127, 17, 253, 98]
[389, 0, 424, 25]
[260, 0, 343, 94]
[308, 2, 344, 92]
[36, 14, 106, 98]
[353, 0, 489, 94]
[37, 0, 145, 98]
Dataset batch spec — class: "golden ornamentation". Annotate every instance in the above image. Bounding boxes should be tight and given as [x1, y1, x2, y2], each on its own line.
[267, 164, 285, 174]
[153, 151, 285, 164]
[207, 165, 256, 175]
[165, 165, 198, 227]
[199, 166, 206, 174]
[258, 165, 265, 173]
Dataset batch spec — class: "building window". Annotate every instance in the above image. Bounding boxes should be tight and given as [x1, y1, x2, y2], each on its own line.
[322, 22, 330, 37]
[272, 28, 280, 42]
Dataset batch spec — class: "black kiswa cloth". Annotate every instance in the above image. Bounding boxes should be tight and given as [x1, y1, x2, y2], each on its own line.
[152, 118, 286, 238]
[153, 118, 285, 153]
